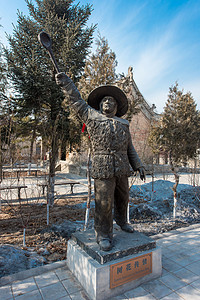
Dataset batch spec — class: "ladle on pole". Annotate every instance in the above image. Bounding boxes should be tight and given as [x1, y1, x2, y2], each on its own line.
[38, 31, 60, 73]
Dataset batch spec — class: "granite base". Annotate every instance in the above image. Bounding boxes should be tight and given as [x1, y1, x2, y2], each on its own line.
[67, 229, 162, 300]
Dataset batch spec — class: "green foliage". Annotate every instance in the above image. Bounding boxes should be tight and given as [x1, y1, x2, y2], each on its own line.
[149, 82, 200, 165]
[0, 24, 14, 165]
[78, 33, 117, 100]
[4, 0, 96, 159]
[25, 0, 95, 79]
[78, 39, 141, 124]
[0, 26, 7, 101]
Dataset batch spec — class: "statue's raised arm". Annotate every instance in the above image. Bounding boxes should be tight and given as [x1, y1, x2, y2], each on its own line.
[56, 72, 88, 123]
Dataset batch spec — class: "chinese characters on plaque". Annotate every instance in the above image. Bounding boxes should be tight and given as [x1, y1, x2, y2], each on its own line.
[110, 253, 152, 289]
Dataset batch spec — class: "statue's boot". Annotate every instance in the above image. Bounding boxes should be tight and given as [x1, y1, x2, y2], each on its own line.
[98, 238, 112, 251]
[120, 223, 135, 233]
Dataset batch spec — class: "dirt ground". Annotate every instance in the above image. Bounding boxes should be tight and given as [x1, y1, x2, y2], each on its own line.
[1, 193, 200, 263]
[1, 173, 200, 266]
[0, 196, 95, 262]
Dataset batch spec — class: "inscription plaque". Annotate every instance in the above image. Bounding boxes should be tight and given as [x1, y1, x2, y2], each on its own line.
[110, 252, 152, 289]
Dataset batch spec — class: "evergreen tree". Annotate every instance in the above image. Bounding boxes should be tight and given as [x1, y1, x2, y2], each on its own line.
[78, 39, 141, 124]
[4, 0, 96, 205]
[149, 82, 200, 217]
[0, 26, 6, 105]
[0, 24, 7, 102]
[0, 24, 11, 179]
[77, 34, 117, 151]
[78, 34, 117, 100]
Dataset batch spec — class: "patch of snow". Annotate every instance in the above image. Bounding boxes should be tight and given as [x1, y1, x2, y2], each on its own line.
[130, 180, 194, 202]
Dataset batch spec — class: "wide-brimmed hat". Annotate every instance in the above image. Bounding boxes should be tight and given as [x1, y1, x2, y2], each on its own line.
[87, 85, 128, 117]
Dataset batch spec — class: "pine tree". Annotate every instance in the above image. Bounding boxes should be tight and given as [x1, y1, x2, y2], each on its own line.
[0, 24, 11, 179]
[78, 40, 141, 124]
[149, 82, 200, 218]
[5, 0, 96, 205]
[78, 34, 117, 100]
[0, 24, 7, 102]
[77, 34, 117, 154]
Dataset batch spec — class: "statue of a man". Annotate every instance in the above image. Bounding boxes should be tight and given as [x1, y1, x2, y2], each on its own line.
[55, 73, 145, 251]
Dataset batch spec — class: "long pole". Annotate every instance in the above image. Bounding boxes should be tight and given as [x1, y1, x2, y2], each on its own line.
[84, 148, 91, 231]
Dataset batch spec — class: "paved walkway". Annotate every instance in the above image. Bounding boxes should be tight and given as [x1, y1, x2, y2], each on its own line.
[1, 224, 200, 300]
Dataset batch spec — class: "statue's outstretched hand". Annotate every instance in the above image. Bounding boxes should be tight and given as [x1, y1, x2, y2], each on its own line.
[55, 72, 69, 87]
[137, 167, 146, 181]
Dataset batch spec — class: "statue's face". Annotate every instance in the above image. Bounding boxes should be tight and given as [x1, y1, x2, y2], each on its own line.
[100, 96, 117, 116]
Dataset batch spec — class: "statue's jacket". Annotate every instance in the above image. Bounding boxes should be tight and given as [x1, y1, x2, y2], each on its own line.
[62, 77, 143, 179]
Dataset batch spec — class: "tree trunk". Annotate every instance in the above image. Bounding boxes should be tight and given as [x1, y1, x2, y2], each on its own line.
[7, 115, 13, 165]
[60, 138, 67, 160]
[47, 200, 50, 225]
[151, 156, 154, 202]
[0, 127, 2, 183]
[169, 153, 179, 219]
[29, 139, 34, 163]
[40, 138, 43, 162]
[29, 120, 37, 163]
[48, 174, 56, 207]
[193, 158, 197, 187]
[48, 119, 59, 206]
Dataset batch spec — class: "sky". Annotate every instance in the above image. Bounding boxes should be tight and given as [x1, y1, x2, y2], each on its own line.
[0, 0, 200, 113]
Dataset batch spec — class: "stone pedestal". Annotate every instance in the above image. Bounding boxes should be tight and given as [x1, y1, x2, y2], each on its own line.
[67, 227, 162, 300]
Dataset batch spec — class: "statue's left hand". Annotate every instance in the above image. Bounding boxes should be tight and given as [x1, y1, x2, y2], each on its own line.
[137, 167, 146, 181]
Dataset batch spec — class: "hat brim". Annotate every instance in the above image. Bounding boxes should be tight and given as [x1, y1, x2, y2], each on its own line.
[87, 85, 128, 117]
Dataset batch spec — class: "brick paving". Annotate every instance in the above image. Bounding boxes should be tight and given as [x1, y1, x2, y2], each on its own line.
[1, 224, 200, 300]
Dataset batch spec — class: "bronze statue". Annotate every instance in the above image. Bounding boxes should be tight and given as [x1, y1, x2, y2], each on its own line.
[38, 32, 145, 251]
[55, 73, 145, 251]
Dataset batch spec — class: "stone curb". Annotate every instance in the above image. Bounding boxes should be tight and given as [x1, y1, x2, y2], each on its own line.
[0, 260, 67, 287]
